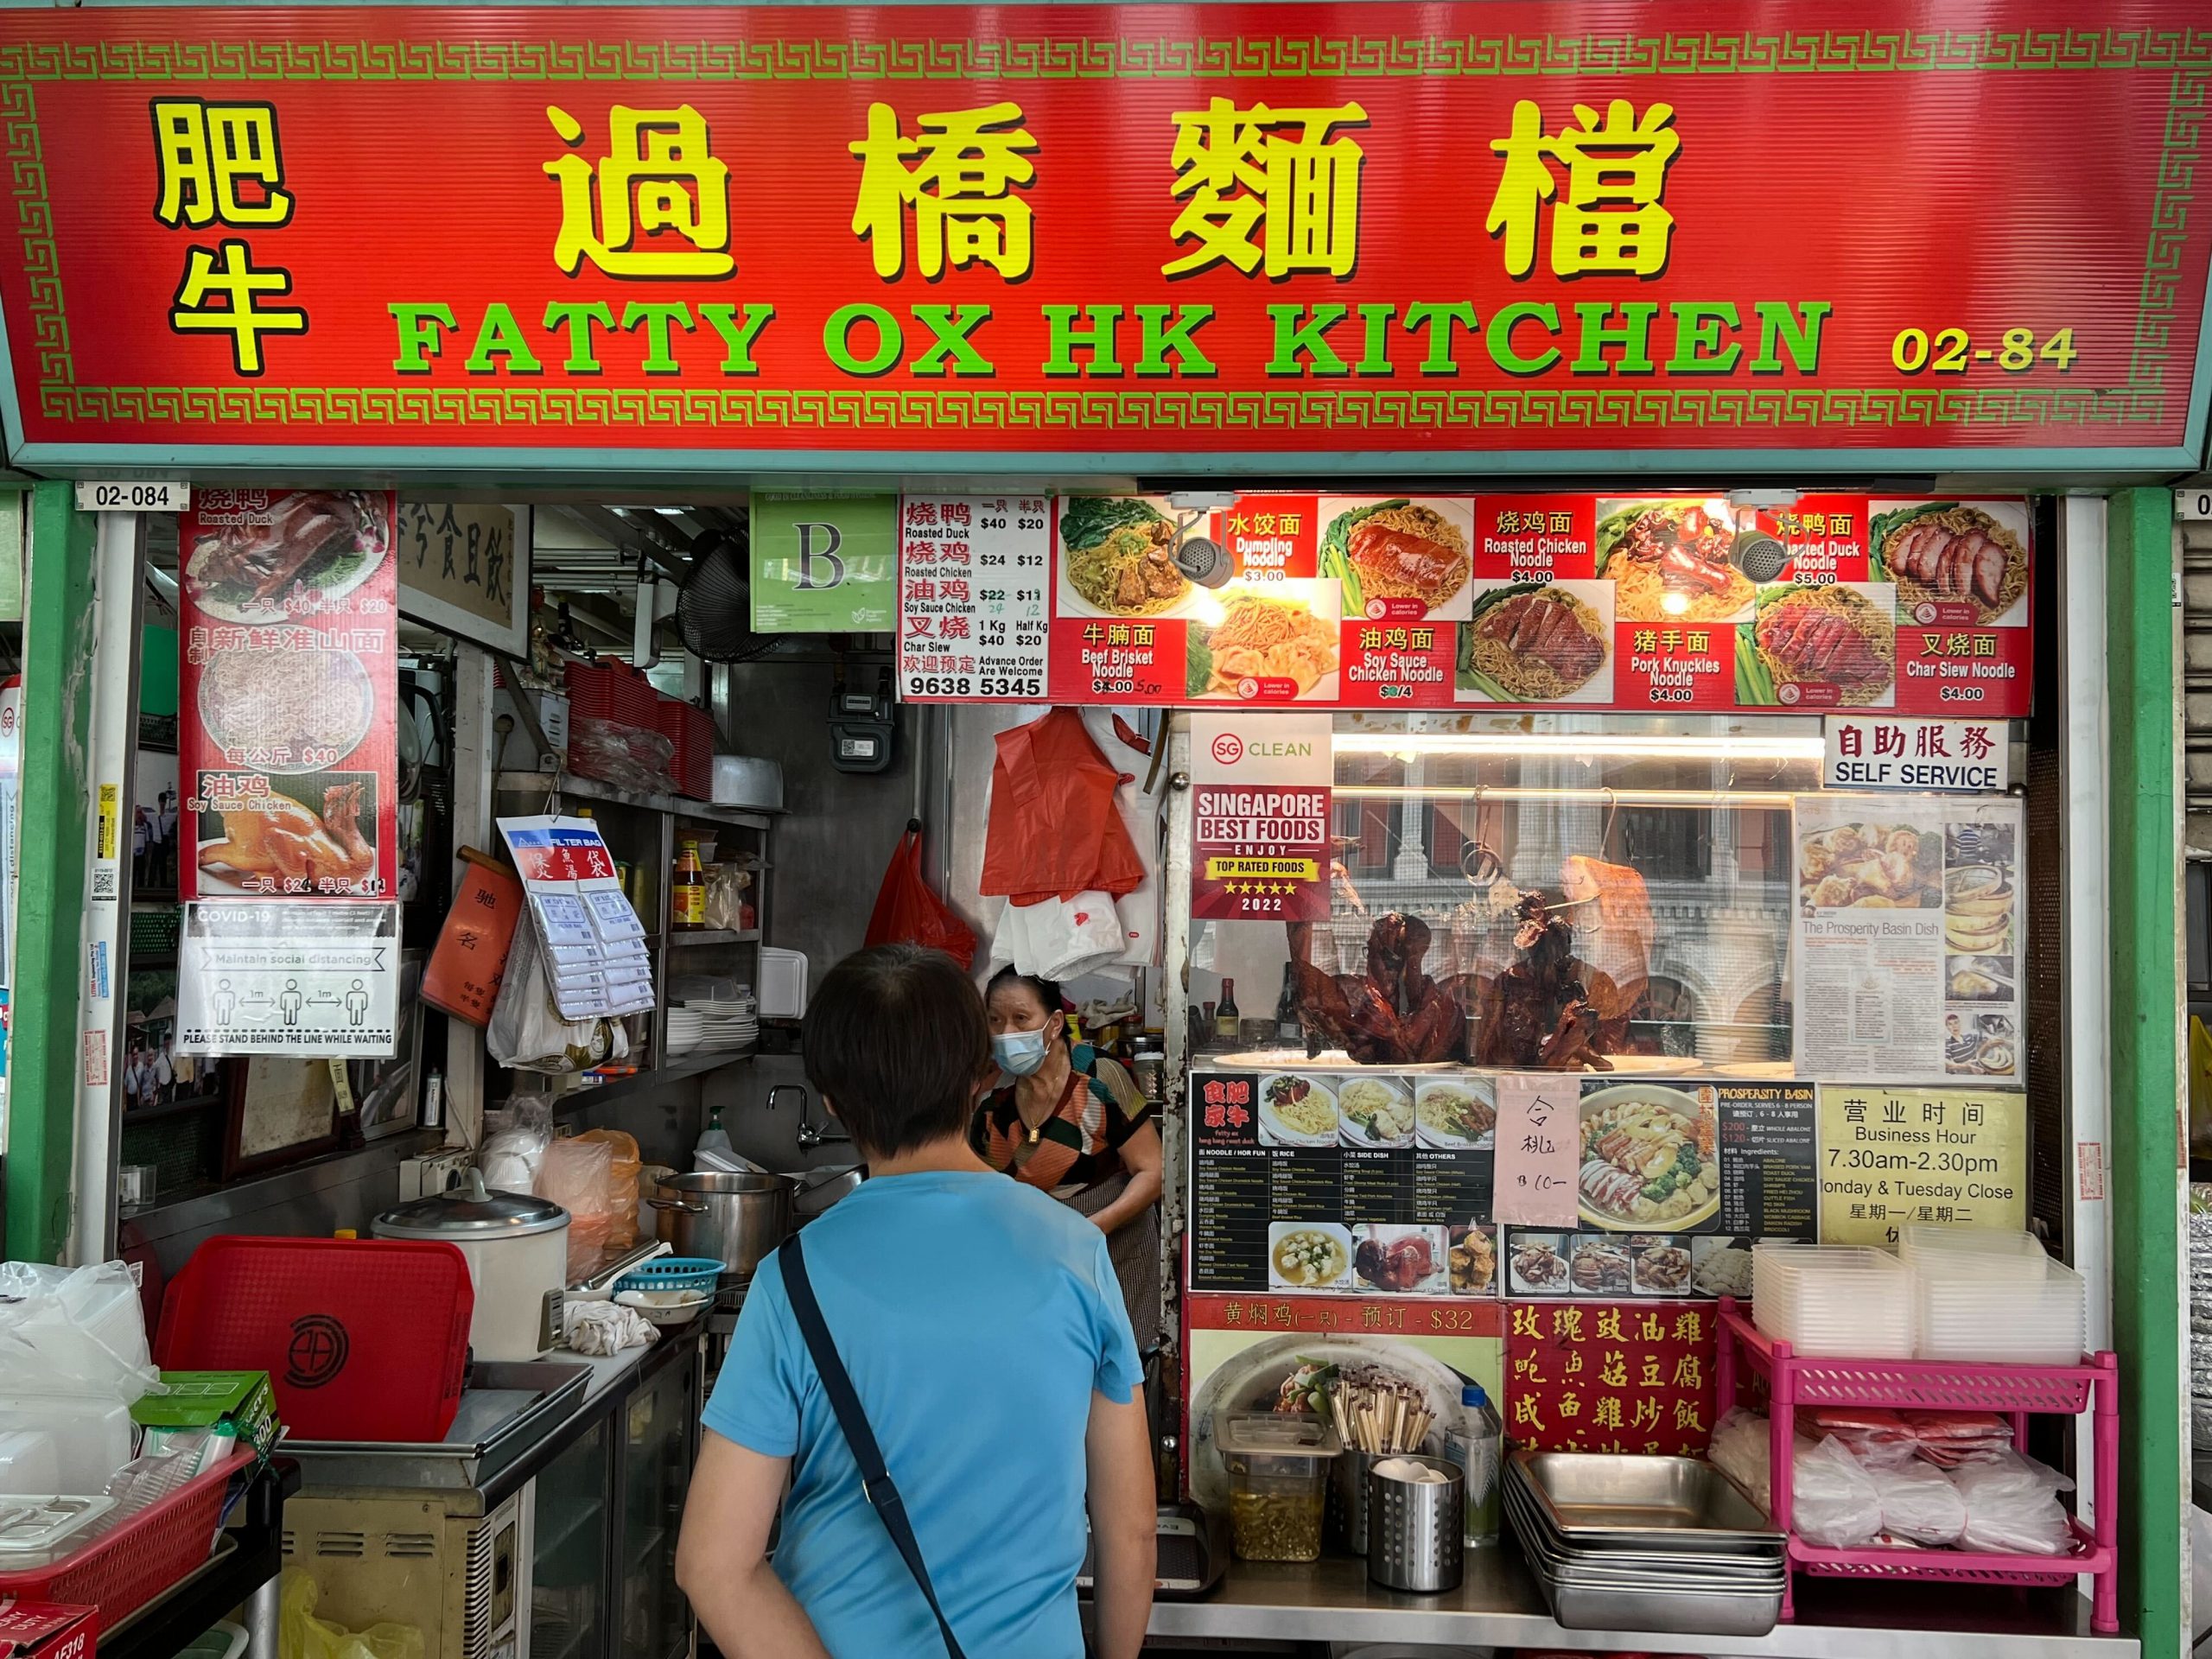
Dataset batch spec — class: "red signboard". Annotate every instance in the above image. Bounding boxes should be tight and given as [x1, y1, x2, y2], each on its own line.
[1506, 1299, 1718, 1456]
[0, 5, 2206, 472]
[179, 490, 399, 900]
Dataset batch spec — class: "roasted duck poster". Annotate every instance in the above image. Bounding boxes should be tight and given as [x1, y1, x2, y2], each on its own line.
[179, 489, 398, 902]
[1792, 795, 2025, 1083]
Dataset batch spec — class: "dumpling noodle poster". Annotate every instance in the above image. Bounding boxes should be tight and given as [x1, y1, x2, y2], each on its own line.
[178, 489, 400, 902]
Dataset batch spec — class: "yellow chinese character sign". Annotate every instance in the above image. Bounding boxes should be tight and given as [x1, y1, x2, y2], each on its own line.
[543, 105, 733, 278]
[1487, 99, 1681, 278]
[850, 101, 1037, 279]
[1163, 98, 1368, 278]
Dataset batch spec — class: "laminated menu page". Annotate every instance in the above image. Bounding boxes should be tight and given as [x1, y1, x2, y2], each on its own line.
[1791, 794, 2024, 1083]
[497, 815, 653, 1020]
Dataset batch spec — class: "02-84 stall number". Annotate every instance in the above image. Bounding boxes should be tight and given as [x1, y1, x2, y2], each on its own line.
[74, 480, 189, 512]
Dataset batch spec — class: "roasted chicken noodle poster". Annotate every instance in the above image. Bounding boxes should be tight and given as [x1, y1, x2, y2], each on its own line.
[180, 490, 400, 901]
[912, 490, 2031, 715]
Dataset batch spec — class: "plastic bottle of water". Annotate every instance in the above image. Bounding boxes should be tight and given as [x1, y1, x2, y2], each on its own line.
[1441, 1382, 1503, 1547]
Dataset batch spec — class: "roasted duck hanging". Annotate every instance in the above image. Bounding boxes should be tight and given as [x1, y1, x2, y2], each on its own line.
[1288, 912, 1470, 1065]
[1471, 890, 1630, 1070]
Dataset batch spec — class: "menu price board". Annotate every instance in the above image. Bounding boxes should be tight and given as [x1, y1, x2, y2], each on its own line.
[897, 495, 1052, 702]
[179, 489, 399, 901]
[895, 491, 2032, 716]
[1189, 1065, 1499, 1300]
[1506, 1300, 1717, 1455]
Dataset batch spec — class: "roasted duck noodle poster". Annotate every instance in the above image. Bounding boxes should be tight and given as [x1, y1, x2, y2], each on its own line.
[180, 490, 400, 903]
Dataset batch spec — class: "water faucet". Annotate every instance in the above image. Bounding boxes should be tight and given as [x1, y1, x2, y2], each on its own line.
[769, 1084, 849, 1151]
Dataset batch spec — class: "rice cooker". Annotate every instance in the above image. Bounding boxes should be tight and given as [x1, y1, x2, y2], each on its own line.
[373, 1171, 569, 1360]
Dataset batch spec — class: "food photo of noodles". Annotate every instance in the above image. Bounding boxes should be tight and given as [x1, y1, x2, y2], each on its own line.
[1739, 583, 1896, 708]
[1186, 582, 1342, 700]
[199, 645, 376, 773]
[1596, 499, 1757, 624]
[1318, 498, 1475, 619]
[1458, 580, 1614, 702]
[1057, 495, 1191, 618]
[1872, 500, 2031, 625]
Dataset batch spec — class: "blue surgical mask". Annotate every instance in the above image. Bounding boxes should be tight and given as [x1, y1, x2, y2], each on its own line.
[993, 1028, 1050, 1077]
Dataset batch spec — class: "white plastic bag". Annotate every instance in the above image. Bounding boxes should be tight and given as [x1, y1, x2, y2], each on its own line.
[0, 1261, 160, 1404]
[1791, 1435, 1884, 1548]
[486, 924, 601, 1074]
[1953, 1449, 2075, 1555]
[1866, 1453, 1967, 1545]
[1708, 1407, 1774, 1514]
[988, 891, 1125, 982]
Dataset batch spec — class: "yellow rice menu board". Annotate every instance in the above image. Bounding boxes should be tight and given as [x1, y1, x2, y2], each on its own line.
[1816, 1084, 2027, 1247]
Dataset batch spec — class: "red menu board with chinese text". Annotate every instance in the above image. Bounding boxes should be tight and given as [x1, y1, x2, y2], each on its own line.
[178, 490, 399, 901]
[1506, 1300, 1718, 1456]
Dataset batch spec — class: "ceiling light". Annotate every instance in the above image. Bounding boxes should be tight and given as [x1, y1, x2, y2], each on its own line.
[1331, 732, 1826, 763]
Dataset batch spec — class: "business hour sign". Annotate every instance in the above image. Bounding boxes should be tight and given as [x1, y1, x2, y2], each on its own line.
[0, 4, 2208, 474]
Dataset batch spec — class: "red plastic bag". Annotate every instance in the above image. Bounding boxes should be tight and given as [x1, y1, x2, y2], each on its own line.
[864, 818, 977, 967]
[979, 707, 1146, 904]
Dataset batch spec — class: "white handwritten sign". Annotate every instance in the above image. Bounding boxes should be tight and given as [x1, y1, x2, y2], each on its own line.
[1491, 1073, 1581, 1226]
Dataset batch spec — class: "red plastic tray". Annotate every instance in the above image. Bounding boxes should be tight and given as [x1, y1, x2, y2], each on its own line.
[156, 1236, 473, 1442]
[0, 1446, 253, 1632]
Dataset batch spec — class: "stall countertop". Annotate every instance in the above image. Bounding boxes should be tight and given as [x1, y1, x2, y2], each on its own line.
[1145, 1551, 2136, 1657]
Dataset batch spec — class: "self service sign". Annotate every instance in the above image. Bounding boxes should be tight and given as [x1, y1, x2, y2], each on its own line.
[1823, 715, 2010, 793]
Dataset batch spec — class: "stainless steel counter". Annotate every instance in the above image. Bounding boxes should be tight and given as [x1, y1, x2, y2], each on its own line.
[1146, 1552, 2137, 1656]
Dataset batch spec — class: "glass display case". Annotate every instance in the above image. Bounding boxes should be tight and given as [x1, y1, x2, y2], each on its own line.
[530, 1416, 609, 1659]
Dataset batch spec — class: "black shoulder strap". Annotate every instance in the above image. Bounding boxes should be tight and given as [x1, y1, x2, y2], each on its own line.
[777, 1234, 969, 1659]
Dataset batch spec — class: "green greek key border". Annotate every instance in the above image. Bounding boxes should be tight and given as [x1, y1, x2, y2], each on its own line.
[3, 38, 2208, 442]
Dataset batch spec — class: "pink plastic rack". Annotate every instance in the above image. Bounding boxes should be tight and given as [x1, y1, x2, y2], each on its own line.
[1713, 1299, 2119, 1633]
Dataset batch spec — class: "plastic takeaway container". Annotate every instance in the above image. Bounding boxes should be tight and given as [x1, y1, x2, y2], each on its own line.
[1751, 1243, 1912, 1357]
[1219, 1412, 1343, 1563]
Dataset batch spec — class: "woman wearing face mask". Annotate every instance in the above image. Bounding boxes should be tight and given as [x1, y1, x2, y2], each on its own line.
[974, 968, 1165, 1345]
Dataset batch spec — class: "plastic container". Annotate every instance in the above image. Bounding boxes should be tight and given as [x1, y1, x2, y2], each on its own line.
[1913, 1257, 2086, 1364]
[0, 1400, 130, 1495]
[1751, 1244, 1911, 1357]
[1441, 1384, 1502, 1548]
[0, 1430, 59, 1496]
[1219, 1412, 1342, 1563]
[1898, 1225, 2049, 1274]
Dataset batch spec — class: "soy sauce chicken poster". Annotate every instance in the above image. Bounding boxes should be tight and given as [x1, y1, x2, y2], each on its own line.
[179, 490, 399, 902]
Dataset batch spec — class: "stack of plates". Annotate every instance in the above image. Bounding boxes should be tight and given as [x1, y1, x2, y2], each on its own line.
[1504, 1451, 1784, 1637]
[666, 1000, 759, 1056]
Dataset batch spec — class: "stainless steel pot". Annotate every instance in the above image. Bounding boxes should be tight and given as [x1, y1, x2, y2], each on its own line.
[790, 1163, 864, 1222]
[650, 1171, 796, 1280]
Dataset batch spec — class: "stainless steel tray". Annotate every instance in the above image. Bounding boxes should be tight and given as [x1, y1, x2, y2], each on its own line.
[1516, 1517, 1785, 1592]
[1504, 1481, 1783, 1578]
[289, 1359, 591, 1491]
[1535, 1568, 1783, 1638]
[1510, 1451, 1783, 1549]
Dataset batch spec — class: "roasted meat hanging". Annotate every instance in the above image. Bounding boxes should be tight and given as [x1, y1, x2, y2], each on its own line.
[1289, 912, 1470, 1065]
[1470, 891, 1629, 1070]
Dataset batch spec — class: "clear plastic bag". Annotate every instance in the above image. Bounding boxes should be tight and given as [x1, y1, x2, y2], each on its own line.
[281, 1567, 424, 1659]
[568, 715, 677, 797]
[480, 1096, 554, 1193]
[540, 1137, 617, 1280]
[1953, 1449, 2076, 1555]
[1865, 1453, 1967, 1545]
[0, 1261, 161, 1405]
[1791, 1435, 1884, 1548]
[1708, 1407, 1775, 1514]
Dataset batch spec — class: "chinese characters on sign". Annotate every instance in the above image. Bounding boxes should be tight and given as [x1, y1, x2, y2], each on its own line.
[498, 816, 654, 1021]
[1506, 1300, 1715, 1455]
[153, 99, 303, 374]
[16, 7, 2200, 463]
[1824, 715, 2010, 792]
[1817, 1085, 2028, 1247]
[898, 497, 1052, 700]
[396, 502, 528, 655]
[1492, 1074, 1580, 1226]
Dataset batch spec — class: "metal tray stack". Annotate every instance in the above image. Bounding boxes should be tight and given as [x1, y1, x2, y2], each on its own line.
[1504, 1451, 1786, 1637]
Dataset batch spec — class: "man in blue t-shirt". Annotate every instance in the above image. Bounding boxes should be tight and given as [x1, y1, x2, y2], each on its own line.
[677, 944, 1157, 1659]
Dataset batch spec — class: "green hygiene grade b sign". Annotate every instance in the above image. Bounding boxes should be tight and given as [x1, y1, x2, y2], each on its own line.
[751, 493, 899, 632]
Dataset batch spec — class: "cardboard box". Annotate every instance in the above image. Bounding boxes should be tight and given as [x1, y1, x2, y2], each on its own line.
[0, 1605, 95, 1659]
[131, 1370, 277, 1457]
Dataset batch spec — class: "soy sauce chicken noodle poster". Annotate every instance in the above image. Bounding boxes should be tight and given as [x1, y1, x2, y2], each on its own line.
[180, 491, 398, 900]
[1792, 794, 2024, 1084]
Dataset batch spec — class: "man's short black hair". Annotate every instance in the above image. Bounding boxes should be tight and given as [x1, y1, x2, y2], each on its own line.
[803, 944, 991, 1158]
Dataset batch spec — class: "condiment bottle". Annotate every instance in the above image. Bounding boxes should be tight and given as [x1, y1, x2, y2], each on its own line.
[671, 839, 706, 930]
[1215, 977, 1240, 1042]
